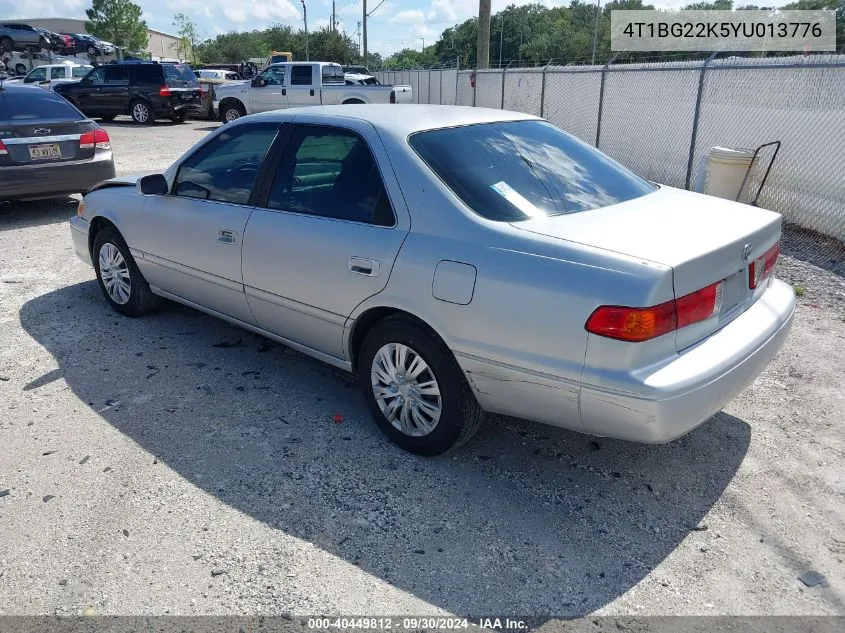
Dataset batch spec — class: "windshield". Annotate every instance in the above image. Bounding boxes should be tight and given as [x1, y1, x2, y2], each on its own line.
[163, 64, 199, 87]
[409, 120, 657, 221]
[0, 89, 82, 121]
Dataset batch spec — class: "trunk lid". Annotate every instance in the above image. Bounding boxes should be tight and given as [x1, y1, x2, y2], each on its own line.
[512, 185, 782, 349]
[0, 119, 92, 165]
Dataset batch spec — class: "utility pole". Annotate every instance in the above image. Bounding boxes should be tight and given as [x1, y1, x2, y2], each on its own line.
[498, 14, 503, 68]
[302, 0, 309, 61]
[420, 36, 424, 51]
[477, 0, 491, 69]
[357, 21, 361, 57]
[363, 0, 367, 66]
[591, 0, 602, 65]
[332, 0, 336, 32]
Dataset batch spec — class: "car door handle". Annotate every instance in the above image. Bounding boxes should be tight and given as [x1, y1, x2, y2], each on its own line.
[348, 257, 379, 276]
[310, 89, 314, 96]
[282, 88, 286, 96]
[217, 229, 236, 245]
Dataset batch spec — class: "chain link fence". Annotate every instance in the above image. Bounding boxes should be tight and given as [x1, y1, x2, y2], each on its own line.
[374, 56, 845, 272]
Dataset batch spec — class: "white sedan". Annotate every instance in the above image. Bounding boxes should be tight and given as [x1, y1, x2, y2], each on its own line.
[69, 105, 795, 455]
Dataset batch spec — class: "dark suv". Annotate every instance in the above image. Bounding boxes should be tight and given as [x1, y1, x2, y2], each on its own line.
[54, 62, 201, 124]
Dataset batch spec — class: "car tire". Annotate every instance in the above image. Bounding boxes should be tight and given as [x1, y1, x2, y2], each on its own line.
[0, 37, 12, 53]
[219, 101, 244, 123]
[87, 45, 97, 55]
[171, 112, 187, 123]
[14, 63, 26, 76]
[92, 227, 160, 317]
[358, 316, 484, 456]
[129, 99, 153, 124]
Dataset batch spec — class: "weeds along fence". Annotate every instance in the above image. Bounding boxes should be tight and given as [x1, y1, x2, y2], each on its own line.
[375, 56, 845, 261]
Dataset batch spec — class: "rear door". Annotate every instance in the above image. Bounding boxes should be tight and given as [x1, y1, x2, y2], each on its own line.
[285, 65, 320, 108]
[242, 120, 410, 359]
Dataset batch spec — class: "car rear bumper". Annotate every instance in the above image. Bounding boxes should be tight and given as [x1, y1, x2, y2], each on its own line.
[461, 278, 795, 444]
[0, 152, 116, 201]
[578, 278, 796, 443]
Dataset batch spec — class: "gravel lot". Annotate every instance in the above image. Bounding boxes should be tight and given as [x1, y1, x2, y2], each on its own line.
[0, 118, 843, 619]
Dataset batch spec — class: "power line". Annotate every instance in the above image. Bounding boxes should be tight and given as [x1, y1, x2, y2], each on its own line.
[368, 0, 388, 17]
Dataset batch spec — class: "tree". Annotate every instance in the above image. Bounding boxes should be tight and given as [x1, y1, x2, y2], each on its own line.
[86, 0, 149, 52]
[173, 13, 200, 63]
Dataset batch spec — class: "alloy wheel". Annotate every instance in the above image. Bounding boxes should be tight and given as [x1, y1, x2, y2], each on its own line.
[132, 102, 150, 123]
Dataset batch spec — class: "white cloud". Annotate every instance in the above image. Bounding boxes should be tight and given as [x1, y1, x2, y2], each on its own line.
[223, 7, 249, 23]
[390, 10, 426, 25]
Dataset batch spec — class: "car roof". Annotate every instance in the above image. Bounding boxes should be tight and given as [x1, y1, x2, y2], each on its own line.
[250, 104, 539, 138]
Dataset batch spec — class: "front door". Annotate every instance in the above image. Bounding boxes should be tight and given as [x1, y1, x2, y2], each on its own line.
[242, 122, 409, 359]
[125, 122, 283, 323]
[250, 66, 288, 113]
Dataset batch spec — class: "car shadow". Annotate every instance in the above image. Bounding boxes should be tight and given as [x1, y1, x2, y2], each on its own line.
[19, 282, 751, 617]
[781, 223, 845, 277]
[0, 196, 77, 232]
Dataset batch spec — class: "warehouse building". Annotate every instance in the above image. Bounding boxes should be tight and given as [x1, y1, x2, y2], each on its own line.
[2, 17, 183, 61]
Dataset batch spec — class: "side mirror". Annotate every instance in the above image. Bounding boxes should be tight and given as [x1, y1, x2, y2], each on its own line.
[251, 77, 266, 88]
[139, 174, 168, 195]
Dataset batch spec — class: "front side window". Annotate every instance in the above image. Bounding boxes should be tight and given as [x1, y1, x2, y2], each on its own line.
[409, 120, 658, 221]
[87, 67, 107, 85]
[174, 123, 280, 205]
[266, 125, 394, 226]
[259, 66, 285, 86]
[290, 65, 312, 86]
[26, 67, 47, 82]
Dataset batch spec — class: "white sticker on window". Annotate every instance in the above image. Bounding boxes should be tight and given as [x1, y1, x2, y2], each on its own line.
[490, 181, 546, 219]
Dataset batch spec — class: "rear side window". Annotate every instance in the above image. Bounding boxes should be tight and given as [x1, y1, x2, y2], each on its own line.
[290, 65, 312, 86]
[103, 65, 129, 85]
[163, 64, 199, 87]
[72, 66, 92, 78]
[321, 65, 344, 85]
[0, 89, 82, 121]
[409, 120, 657, 221]
[133, 64, 161, 84]
[266, 125, 394, 226]
[174, 123, 279, 205]
[50, 67, 65, 79]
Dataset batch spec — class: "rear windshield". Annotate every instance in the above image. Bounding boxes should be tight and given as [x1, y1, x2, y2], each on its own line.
[409, 120, 657, 221]
[0, 89, 82, 121]
[163, 64, 199, 87]
[72, 66, 93, 78]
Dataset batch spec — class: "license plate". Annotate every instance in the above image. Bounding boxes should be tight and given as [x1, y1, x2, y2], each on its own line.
[719, 269, 747, 316]
[29, 143, 61, 160]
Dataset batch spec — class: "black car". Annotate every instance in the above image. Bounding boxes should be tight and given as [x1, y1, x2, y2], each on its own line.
[0, 82, 116, 201]
[54, 61, 202, 124]
[62, 33, 103, 56]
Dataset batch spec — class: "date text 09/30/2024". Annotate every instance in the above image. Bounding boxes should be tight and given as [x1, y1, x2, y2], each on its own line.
[307, 617, 528, 630]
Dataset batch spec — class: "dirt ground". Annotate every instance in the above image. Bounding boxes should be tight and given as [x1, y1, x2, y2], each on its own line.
[0, 119, 843, 619]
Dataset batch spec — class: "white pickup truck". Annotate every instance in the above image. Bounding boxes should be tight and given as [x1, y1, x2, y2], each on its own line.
[213, 61, 412, 122]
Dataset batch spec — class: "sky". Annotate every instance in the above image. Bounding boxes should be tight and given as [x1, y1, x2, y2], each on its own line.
[0, 0, 793, 58]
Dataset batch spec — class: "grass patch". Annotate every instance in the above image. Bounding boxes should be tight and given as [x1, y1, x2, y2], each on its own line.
[792, 283, 807, 297]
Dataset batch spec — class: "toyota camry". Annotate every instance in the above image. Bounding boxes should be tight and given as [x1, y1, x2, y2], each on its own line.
[69, 105, 795, 455]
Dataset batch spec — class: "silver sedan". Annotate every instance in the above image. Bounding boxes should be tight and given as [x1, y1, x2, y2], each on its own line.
[69, 105, 795, 455]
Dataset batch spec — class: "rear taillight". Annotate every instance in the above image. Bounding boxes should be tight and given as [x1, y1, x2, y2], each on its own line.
[749, 242, 780, 289]
[0, 139, 7, 156]
[586, 280, 724, 343]
[79, 128, 110, 150]
[159, 86, 172, 97]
